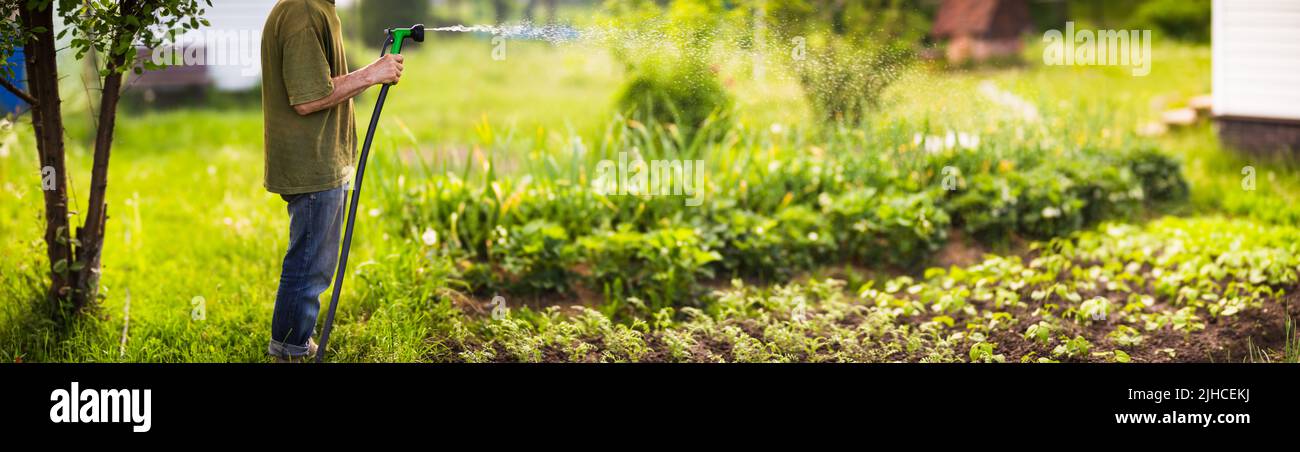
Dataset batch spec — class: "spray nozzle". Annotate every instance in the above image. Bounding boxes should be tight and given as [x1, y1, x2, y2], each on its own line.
[385, 24, 425, 55]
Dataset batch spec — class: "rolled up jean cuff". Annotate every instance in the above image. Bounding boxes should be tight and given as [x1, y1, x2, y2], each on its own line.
[268, 339, 311, 358]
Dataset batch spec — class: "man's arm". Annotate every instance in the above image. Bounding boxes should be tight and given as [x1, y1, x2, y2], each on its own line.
[292, 54, 404, 116]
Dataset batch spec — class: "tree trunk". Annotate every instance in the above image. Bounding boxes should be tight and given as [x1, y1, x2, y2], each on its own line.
[20, 3, 75, 310]
[73, 0, 137, 308]
[73, 68, 124, 307]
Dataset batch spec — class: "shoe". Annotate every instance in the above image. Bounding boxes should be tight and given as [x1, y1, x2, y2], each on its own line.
[273, 338, 319, 363]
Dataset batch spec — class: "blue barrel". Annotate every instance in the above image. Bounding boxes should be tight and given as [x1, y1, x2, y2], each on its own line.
[1, 47, 29, 117]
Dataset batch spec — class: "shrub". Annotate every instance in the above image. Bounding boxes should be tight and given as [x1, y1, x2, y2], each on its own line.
[579, 226, 721, 312]
[357, 0, 430, 47]
[493, 220, 578, 295]
[705, 205, 833, 279]
[1124, 146, 1189, 204]
[606, 0, 735, 142]
[616, 57, 733, 142]
[826, 188, 950, 268]
[1059, 161, 1142, 224]
[792, 40, 912, 124]
[1015, 170, 1085, 239]
[767, 0, 928, 124]
[1129, 0, 1211, 43]
[948, 173, 1019, 244]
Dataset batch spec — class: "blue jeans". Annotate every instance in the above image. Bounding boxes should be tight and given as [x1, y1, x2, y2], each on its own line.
[268, 187, 345, 358]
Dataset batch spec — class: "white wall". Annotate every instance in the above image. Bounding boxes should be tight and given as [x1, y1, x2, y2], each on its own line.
[1213, 0, 1300, 120]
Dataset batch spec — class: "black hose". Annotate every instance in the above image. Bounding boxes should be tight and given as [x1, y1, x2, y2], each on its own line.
[316, 40, 394, 363]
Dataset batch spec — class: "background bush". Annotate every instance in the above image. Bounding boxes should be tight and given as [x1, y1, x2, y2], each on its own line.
[792, 39, 912, 124]
[615, 57, 733, 145]
[357, 0, 431, 46]
[1129, 0, 1211, 43]
[768, 0, 931, 125]
[605, 0, 736, 143]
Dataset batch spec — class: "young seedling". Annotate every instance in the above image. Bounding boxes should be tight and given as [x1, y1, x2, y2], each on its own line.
[969, 342, 1005, 363]
[1052, 335, 1092, 360]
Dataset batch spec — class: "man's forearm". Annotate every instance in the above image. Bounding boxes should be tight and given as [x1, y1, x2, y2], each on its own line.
[292, 70, 375, 116]
[290, 54, 402, 115]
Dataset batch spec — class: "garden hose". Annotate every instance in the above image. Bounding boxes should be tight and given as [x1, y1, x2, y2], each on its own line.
[316, 24, 425, 363]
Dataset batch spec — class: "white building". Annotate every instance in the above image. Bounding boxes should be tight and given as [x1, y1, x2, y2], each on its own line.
[182, 0, 278, 91]
[1212, 0, 1300, 155]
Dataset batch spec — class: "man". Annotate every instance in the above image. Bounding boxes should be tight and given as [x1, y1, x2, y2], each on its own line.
[261, 0, 403, 361]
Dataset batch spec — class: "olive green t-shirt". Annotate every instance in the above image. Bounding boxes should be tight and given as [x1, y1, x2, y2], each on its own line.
[261, 0, 356, 194]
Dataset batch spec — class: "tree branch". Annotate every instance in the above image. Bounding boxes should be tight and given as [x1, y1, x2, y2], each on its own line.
[0, 76, 37, 106]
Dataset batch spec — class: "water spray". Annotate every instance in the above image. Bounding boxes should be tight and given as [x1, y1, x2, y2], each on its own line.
[430, 23, 581, 42]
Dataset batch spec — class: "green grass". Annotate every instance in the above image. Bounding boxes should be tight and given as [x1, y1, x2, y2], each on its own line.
[1249, 317, 1300, 363]
[1, 39, 1297, 362]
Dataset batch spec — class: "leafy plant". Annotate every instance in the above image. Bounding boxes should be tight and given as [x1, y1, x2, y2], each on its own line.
[1052, 335, 1093, 360]
[493, 220, 578, 295]
[1125, 146, 1190, 204]
[969, 341, 1005, 363]
[826, 188, 950, 268]
[1015, 169, 1085, 239]
[948, 174, 1019, 244]
[1107, 325, 1145, 348]
[705, 205, 832, 279]
[1023, 320, 1055, 345]
[579, 227, 721, 313]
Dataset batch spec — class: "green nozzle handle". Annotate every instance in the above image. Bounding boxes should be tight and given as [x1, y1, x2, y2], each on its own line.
[386, 24, 425, 55]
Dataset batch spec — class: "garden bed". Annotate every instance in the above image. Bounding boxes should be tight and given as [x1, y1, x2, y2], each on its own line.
[436, 217, 1300, 363]
[380, 124, 1189, 313]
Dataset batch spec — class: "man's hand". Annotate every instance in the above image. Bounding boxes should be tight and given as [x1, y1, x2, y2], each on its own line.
[292, 54, 406, 116]
[365, 54, 404, 85]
